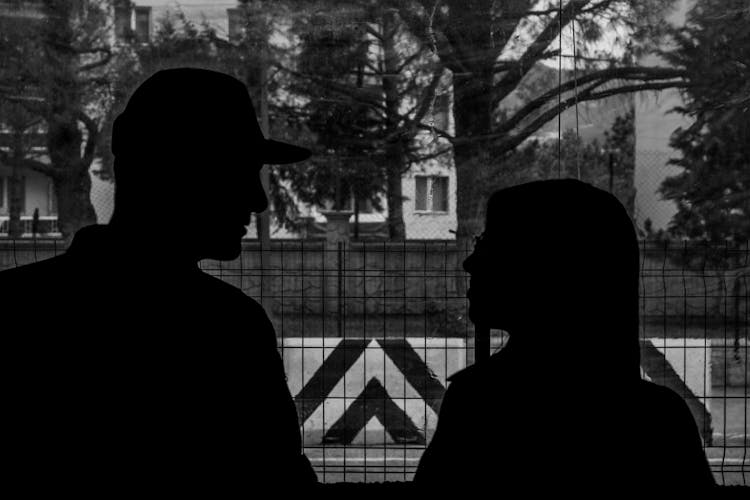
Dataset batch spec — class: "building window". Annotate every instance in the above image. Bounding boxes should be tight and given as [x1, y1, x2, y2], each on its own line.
[327, 195, 375, 213]
[0, 176, 5, 208]
[356, 198, 374, 214]
[415, 175, 449, 213]
[134, 6, 151, 44]
[227, 8, 244, 41]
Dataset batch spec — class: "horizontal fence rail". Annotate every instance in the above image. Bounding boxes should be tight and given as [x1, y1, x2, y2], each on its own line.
[0, 238, 747, 485]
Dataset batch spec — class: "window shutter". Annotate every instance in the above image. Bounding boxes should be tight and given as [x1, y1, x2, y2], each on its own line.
[227, 8, 243, 41]
[415, 176, 427, 211]
[48, 179, 57, 215]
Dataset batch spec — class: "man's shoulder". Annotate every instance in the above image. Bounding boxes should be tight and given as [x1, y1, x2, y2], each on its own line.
[195, 270, 254, 300]
[636, 379, 699, 430]
[638, 380, 687, 412]
[638, 378, 685, 404]
[194, 270, 269, 316]
[0, 256, 70, 290]
[446, 349, 510, 386]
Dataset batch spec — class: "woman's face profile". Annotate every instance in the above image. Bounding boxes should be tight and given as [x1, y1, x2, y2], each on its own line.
[463, 214, 542, 334]
[464, 231, 515, 330]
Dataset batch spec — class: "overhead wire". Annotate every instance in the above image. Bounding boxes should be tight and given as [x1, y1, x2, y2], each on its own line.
[558, 0, 582, 179]
[572, 2, 580, 180]
[558, 0, 563, 178]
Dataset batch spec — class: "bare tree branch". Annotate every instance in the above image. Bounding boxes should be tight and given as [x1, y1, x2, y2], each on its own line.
[492, 0, 589, 109]
[274, 62, 389, 112]
[493, 80, 692, 154]
[396, 50, 427, 74]
[392, 1, 467, 73]
[493, 49, 560, 72]
[522, 0, 619, 19]
[77, 48, 112, 73]
[365, 23, 384, 42]
[585, 81, 692, 101]
[491, 0, 536, 51]
[498, 66, 687, 134]
[404, 63, 445, 126]
[405, 145, 452, 165]
[0, 148, 58, 178]
[416, 122, 454, 141]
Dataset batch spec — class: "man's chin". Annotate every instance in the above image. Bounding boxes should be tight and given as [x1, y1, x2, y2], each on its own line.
[468, 306, 486, 326]
[204, 242, 242, 261]
[468, 304, 501, 330]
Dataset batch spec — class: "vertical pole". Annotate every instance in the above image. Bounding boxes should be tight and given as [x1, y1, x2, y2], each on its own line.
[255, 4, 272, 312]
[322, 211, 351, 333]
[259, 52, 271, 246]
[608, 152, 615, 193]
[337, 241, 343, 338]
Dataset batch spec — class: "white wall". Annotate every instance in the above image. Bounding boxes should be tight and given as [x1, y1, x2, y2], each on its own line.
[90, 159, 115, 224]
[402, 157, 457, 240]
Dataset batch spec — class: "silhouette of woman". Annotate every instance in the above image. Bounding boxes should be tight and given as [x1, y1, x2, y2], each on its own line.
[414, 179, 715, 493]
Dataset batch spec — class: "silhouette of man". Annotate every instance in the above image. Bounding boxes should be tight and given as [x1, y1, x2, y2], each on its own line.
[414, 180, 715, 493]
[0, 68, 316, 495]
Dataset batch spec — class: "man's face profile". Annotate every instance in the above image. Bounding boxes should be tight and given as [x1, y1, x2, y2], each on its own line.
[109, 68, 308, 264]
[464, 232, 508, 329]
[180, 141, 268, 262]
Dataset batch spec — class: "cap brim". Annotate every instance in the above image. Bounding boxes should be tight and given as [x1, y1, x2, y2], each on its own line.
[262, 139, 311, 164]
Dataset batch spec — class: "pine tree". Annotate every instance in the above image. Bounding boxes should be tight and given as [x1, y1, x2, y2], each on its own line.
[660, 0, 750, 242]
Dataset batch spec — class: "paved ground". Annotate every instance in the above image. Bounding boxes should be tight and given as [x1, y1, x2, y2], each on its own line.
[710, 387, 749, 447]
[305, 446, 749, 485]
[306, 446, 422, 483]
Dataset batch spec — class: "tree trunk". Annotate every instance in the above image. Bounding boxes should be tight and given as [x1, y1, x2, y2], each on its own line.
[382, 8, 407, 241]
[8, 131, 25, 239]
[451, 67, 496, 297]
[42, 2, 98, 245]
[55, 168, 97, 245]
[452, 71, 496, 243]
[385, 159, 406, 240]
[8, 166, 24, 239]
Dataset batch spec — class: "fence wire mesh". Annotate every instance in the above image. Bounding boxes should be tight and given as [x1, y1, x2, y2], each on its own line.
[0, 238, 747, 485]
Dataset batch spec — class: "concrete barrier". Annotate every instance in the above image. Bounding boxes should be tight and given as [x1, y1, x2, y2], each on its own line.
[281, 337, 467, 445]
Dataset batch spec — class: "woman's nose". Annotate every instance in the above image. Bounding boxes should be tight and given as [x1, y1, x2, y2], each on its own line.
[463, 253, 475, 274]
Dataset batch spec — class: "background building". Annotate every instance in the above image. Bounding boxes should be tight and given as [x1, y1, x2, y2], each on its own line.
[0, 1, 58, 236]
